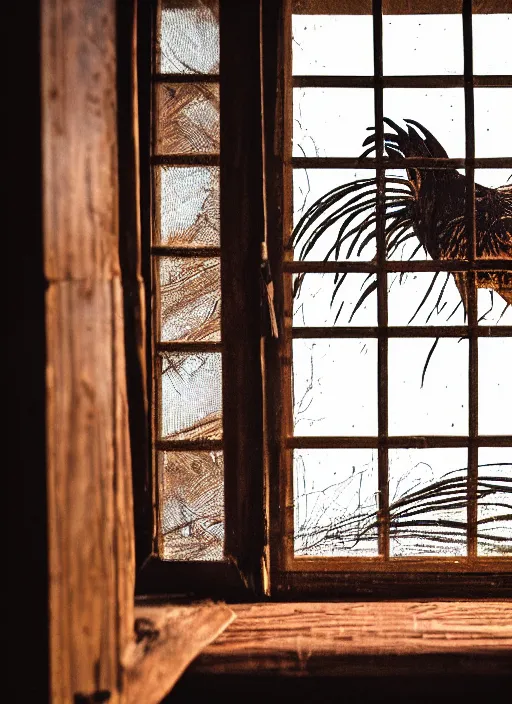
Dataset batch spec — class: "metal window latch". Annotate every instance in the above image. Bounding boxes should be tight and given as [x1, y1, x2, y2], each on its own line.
[261, 242, 279, 339]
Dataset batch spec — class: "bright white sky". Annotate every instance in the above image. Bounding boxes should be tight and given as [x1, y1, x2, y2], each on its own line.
[291, 13, 512, 557]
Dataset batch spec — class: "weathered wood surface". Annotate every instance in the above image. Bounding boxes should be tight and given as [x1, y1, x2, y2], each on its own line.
[293, 0, 512, 13]
[42, 0, 134, 700]
[125, 603, 235, 704]
[191, 601, 512, 676]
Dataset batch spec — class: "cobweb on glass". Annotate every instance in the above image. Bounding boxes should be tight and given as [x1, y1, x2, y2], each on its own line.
[159, 450, 224, 561]
[159, 352, 222, 440]
[293, 273, 377, 327]
[159, 0, 219, 74]
[159, 258, 221, 342]
[294, 449, 379, 557]
[293, 339, 378, 437]
[155, 83, 220, 154]
[156, 166, 220, 246]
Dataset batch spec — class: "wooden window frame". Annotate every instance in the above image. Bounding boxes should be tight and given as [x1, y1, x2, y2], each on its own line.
[134, 0, 269, 600]
[133, 0, 512, 600]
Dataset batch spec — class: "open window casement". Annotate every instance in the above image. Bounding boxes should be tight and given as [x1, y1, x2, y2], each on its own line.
[138, 0, 511, 599]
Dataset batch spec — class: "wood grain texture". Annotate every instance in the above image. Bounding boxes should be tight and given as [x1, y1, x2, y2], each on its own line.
[42, 0, 135, 700]
[292, 1, 512, 13]
[191, 601, 512, 676]
[42, 0, 120, 281]
[125, 603, 235, 704]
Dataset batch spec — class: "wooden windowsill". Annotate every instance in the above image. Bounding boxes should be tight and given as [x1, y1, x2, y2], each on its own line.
[130, 600, 511, 702]
[186, 601, 512, 677]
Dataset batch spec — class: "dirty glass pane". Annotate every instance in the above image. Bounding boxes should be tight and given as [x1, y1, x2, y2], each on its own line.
[294, 449, 379, 557]
[475, 168, 512, 189]
[389, 448, 468, 557]
[478, 338, 512, 436]
[155, 83, 220, 154]
[293, 89, 374, 157]
[159, 451, 224, 561]
[293, 339, 378, 436]
[473, 14, 512, 75]
[477, 289, 512, 326]
[155, 166, 219, 246]
[292, 169, 377, 261]
[159, 352, 222, 440]
[383, 91, 465, 159]
[292, 273, 377, 327]
[477, 447, 512, 557]
[388, 338, 468, 436]
[292, 9, 373, 76]
[159, 258, 220, 342]
[388, 272, 467, 326]
[383, 12, 463, 76]
[159, 0, 219, 74]
[474, 88, 512, 158]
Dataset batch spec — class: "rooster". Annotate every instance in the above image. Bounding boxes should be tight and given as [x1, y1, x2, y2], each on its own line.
[292, 118, 512, 322]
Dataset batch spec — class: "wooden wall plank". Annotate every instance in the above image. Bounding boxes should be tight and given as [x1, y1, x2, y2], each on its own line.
[42, 0, 135, 700]
[42, 0, 120, 281]
[46, 281, 116, 700]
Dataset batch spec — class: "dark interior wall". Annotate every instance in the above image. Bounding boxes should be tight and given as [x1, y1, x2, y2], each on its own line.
[7, 2, 48, 701]
[165, 673, 512, 703]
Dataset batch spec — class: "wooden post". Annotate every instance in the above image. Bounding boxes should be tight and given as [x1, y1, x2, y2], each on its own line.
[42, 0, 134, 699]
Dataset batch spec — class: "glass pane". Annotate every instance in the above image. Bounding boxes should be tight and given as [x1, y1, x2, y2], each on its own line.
[159, 451, 224, 561]
[388, 272, 467, 326]
[478, 338, 512, 435]
[159, 0, 219, 74]
[383, 12, 463, 76]
[293, 273, 377, 327]
[388, 338, 468, 436]
[293, 88, 374, 157]
[473, 14, 512, 75]
[159, 352, 222, 440]
[155, 166, 219, 246]
[475, 168, 512, 189]
[477, 447, 512, 557]
[292, 11, 373, 76]
[293, 339, 378, 436]
[294, 449, 379, 556]
[383, 91, 465, 159]
[389, 448, 468, 557]
[292, 169, 377, 261]
[155, 83, 220, 154]
[474, 88, 512, 158]
[478, 289, 512, 326]
[159, 257, 220, 342]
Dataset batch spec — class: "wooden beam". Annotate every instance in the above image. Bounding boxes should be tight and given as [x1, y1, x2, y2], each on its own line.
[125, 602, 235, 704]
[42, 0, 135, 700]
[292, 0, 512, 13]
[191, 601, 512, 676]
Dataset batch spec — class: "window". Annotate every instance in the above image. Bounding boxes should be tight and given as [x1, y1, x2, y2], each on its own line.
[152, 0, 223, 563]
[137, 0, 511, 598]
